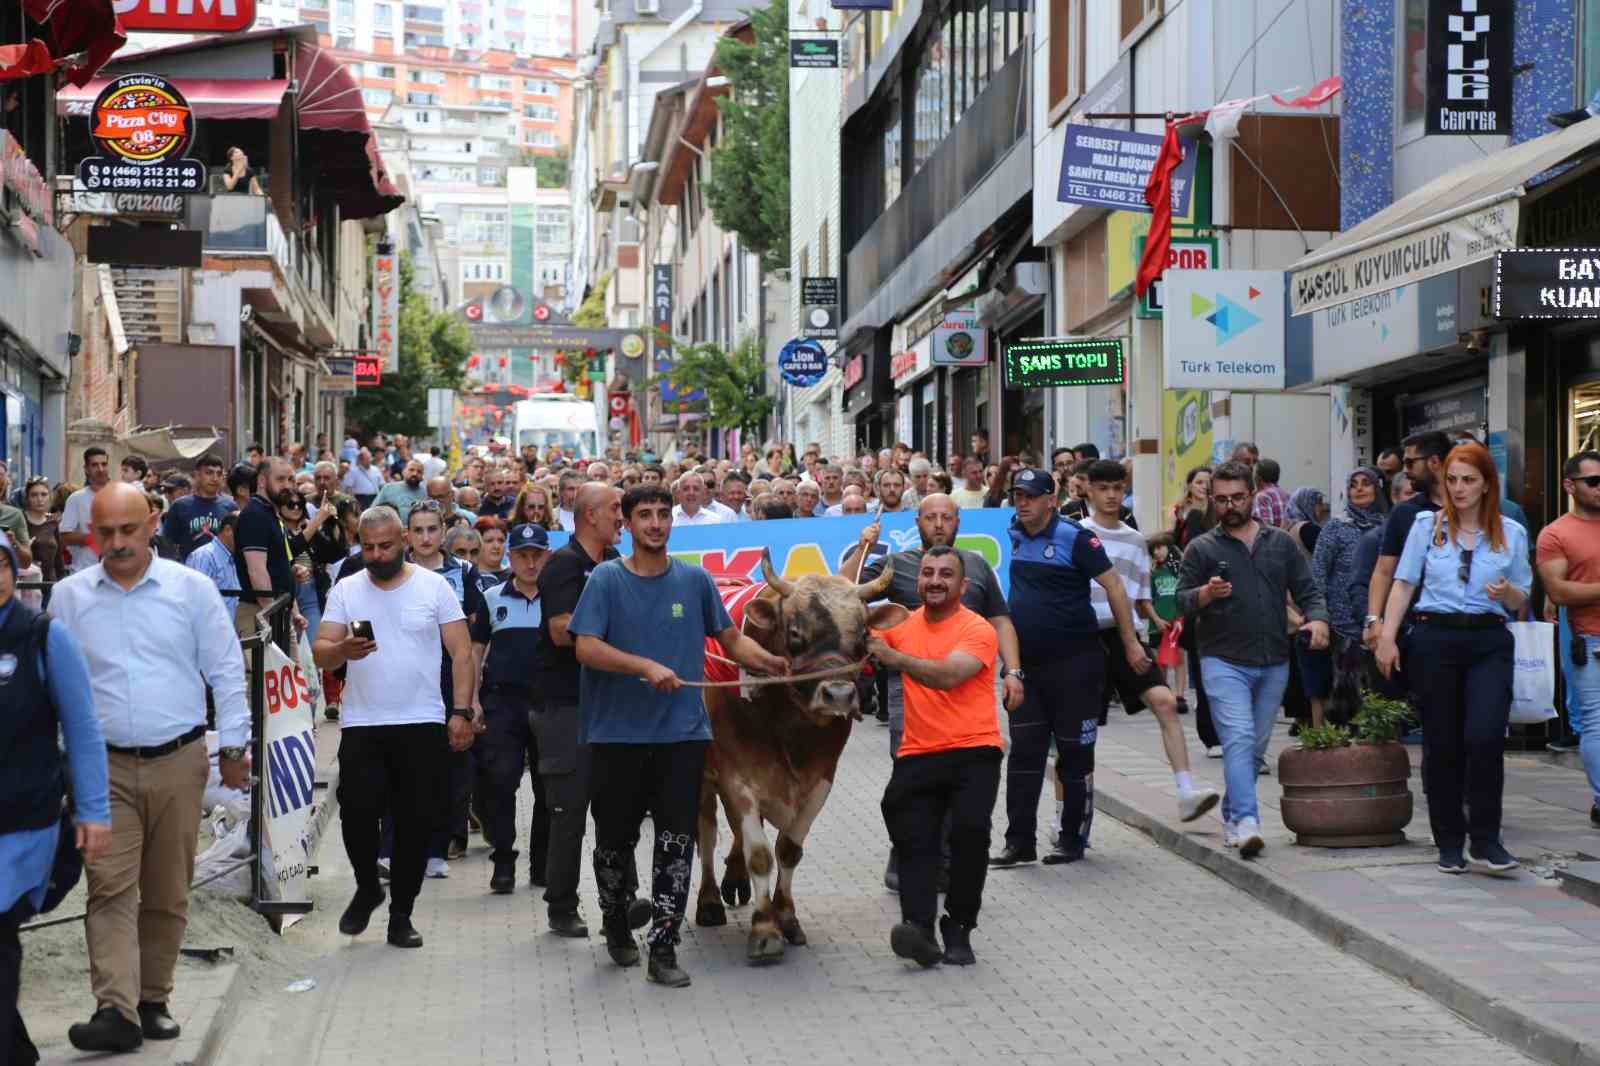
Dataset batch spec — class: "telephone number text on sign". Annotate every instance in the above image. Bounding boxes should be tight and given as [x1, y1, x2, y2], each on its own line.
[77, 157, 205, 193]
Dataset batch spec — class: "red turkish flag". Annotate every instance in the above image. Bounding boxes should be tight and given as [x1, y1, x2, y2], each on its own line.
[0, 40, 57, 81]
[1135, 122, 1183, 300]
[1272, 75, 1342, 109]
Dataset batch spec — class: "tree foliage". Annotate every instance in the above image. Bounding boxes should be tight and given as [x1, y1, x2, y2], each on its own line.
[557, 271, 611, 388]
[704, 0, 789, 272]
[344, 252, 471, 438]
[654, 332, 774, 437]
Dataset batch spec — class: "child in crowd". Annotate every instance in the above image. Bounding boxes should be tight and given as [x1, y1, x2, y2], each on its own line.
[1148, 532, 1187, 714]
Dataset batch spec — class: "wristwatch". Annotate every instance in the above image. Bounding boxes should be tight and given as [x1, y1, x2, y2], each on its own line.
[1363, 615, 1382, 627]
[219, 746, 247, 761]
[1002, 668, 1025, 681]
[448, 707, 475, 722]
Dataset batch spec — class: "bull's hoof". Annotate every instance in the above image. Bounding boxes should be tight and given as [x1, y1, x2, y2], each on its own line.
[695, 901, 727, 927]
[778, 915, 807, 946]
[747, 931, 787, 964]
[721, 874, 751, 908]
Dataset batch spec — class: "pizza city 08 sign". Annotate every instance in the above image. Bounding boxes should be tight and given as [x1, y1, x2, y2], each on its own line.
[76, 74, 206, 194]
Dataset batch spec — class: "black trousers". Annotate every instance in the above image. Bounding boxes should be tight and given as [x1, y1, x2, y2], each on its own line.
[532, 697, 589, 915]
[477, 687, 548, 870]
[338, 723, 447, 919]
[589, 741, 706, 949]
[882, 746, 1002, 929]
[1408, 623, 1514, 850]
[1189, 648, 1220, 748]
[1005, 645, 1104, 851]
[2, 898, 38, 1066]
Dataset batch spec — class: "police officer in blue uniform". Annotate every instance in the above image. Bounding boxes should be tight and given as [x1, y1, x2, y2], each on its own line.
[993, 469, 1153, 866]
[476, 524, 556, 914]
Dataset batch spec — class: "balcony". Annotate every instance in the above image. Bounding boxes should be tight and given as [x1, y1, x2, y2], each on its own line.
[185, 191, 273, 253]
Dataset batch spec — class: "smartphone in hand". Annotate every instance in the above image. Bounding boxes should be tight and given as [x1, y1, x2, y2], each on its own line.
[350, 619, 375, 641]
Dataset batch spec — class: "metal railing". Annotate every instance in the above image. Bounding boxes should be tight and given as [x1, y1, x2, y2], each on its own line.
[17, 585, 311, 933]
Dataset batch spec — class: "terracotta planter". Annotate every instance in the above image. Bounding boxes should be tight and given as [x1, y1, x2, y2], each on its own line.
[1277, 741, 1413, 847]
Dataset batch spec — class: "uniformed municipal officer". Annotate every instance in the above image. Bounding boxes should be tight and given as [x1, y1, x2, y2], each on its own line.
[993, 469, 1151, 867]
[476, 523, 553, 905]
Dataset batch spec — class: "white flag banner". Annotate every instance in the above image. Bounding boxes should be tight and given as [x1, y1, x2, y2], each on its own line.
[259, 642, 317, 904]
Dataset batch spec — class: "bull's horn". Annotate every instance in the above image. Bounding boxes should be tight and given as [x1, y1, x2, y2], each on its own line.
[857, 556, 893, 600]
[761, 550, 796, 596]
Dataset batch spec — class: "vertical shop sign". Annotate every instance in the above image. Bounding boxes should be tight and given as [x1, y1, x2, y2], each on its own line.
[1425, 0, 1512, 135]
[372, 248, 399, 372]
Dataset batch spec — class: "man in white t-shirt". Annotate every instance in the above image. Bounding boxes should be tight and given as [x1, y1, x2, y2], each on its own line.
[313, 505, 478, 950]
[58, 445, 113, 574]
[670, 472, 723, 525]
[1079, 460, 1218, 824]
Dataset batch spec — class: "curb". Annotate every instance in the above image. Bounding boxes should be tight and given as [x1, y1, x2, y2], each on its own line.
[170, 963, 243, 1066]
[1095, 789, 1600, 1066]
[188, 760, 342, 1066]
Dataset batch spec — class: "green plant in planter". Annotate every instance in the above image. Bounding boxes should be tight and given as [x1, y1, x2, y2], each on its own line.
[1352, 695, 1414, 744]
[1297, 723, 1352, 751]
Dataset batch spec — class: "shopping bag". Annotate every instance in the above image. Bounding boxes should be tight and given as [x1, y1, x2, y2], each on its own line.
[1156, 618, 1184, 668]
[1508, 620, 1559, 725]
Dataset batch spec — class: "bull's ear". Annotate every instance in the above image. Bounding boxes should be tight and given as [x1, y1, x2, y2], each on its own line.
[744, 597, 779, 634]
[866, 603, 911, 631]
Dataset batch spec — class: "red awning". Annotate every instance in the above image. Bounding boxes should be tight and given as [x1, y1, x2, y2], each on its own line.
[56, 77, 289, 119]
[22, 0, 126, 87]
[294, 40, 368, 133]
[292, 40, 403, 220]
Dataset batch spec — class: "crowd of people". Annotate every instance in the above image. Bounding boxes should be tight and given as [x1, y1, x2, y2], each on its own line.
[3, 416, 1589, 1062]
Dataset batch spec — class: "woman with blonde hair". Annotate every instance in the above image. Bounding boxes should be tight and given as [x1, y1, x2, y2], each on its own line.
[511, 483, 555, 530]
[1376, 441, 1531, 876]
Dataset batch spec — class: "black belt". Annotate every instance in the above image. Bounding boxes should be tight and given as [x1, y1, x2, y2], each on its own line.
[106, 724, 206, 758]
[1413, 612, 1506, 630]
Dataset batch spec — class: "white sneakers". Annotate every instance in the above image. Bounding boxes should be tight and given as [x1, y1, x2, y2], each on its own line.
[1204, 745, 1223, 759]
[1227, 818, 1265, 858]
[1177, 787, 1221, 823]
[425, 858, 451, 879]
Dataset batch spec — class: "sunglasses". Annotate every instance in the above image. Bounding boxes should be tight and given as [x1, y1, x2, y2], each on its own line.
[1572, 475, 1600, 489]
[1457, 547, 1474, 585]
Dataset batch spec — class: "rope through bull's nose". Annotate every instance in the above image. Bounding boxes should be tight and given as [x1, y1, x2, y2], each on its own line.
[652, 656, 868, 690]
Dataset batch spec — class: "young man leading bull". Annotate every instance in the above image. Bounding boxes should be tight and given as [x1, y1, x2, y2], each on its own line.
[869, 547, 1004, 968]
[570, 485, 789, 987]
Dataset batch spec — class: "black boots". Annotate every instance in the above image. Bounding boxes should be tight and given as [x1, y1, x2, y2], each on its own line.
[68, 1008, 143, 1053]
[889, 921, 943, 968]
[489, 858, 515, 895]
[646, 945, 691, 988]
[939, 916, 976, 966]
[338, 885, 386, 935]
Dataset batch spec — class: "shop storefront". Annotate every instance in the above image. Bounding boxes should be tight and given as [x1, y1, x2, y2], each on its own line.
[841, 329, 892, 453]
[0, 170, 74, 482]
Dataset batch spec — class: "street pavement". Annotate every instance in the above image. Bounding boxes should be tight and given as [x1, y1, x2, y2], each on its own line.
[203, 714, 1537, 1066]
[1091, 708, 1600, 1065]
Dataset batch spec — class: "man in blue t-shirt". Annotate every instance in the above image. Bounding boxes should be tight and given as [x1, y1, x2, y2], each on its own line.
[994, 468, 1148, 868]
[164, 455, 236, 561]
[569, 485, 788, 988]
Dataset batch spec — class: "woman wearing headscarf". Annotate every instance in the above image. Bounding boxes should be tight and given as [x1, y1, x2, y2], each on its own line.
[1310, 468, 1391, 724]
[1285, 487, 1328, 556]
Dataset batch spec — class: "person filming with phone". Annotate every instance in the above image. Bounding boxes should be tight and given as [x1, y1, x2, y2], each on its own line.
[1176, 461, 1328, 861]
[314, 504, 478, 951]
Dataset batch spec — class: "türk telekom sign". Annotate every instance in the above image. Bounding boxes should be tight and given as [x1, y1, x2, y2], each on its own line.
[112, 0, 257, 34]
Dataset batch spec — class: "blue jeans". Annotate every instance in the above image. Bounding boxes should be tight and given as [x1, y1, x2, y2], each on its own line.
[1565, 631, 1600, 810]
[1199, 657, 1290, 825]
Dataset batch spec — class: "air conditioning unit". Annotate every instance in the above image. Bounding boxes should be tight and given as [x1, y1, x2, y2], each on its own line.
[636, 0, 660, 14]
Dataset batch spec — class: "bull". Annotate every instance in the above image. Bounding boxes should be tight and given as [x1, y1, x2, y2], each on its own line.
[694, 553, 907, 963]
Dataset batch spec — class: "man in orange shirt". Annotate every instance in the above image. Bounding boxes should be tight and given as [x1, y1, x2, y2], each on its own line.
[868, 547, 1002, 969]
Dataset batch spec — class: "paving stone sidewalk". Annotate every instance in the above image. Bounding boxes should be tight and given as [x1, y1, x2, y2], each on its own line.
[1091, 710, 1600, 1066]
[209, 717, 1536, 1066]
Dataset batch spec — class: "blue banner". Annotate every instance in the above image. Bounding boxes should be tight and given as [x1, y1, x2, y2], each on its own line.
[1057, 124, 1198, 214]
[543, 508, 1019, 595]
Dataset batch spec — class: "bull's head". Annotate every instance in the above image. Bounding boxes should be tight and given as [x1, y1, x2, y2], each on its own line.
[742, 551, 909, 721]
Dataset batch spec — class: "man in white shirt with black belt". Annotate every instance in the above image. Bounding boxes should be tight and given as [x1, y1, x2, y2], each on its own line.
[51, 483, 248, 1053]
[314, 505, 478, 949]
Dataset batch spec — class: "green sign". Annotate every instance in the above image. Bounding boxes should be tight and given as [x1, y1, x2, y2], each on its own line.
[1003, 338, 1125, 389]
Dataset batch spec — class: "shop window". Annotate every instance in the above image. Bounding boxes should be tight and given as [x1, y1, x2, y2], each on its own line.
[882, 84, 902, 206]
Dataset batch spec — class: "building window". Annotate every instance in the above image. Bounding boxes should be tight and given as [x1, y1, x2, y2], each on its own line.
[1119, 0, 1161, 50]
[526, 130, 558, 147]
[373, 3, 393, 27]
[524, 78, 556, 95]
[336, 0, 354, 19]
[1047, 0, 1083, 121]
[883, 83, 902, 205]
[1395, 0, 1429, 140]
[336, 33, 355, 49]
[410, 69, 446, 85]
[911, 23, 949, 174]
[362, 87, 394, 106]
[523, 103, 559, 121]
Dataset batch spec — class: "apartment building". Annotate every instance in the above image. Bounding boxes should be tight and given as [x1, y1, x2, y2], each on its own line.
[249, 0, 582, 59]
